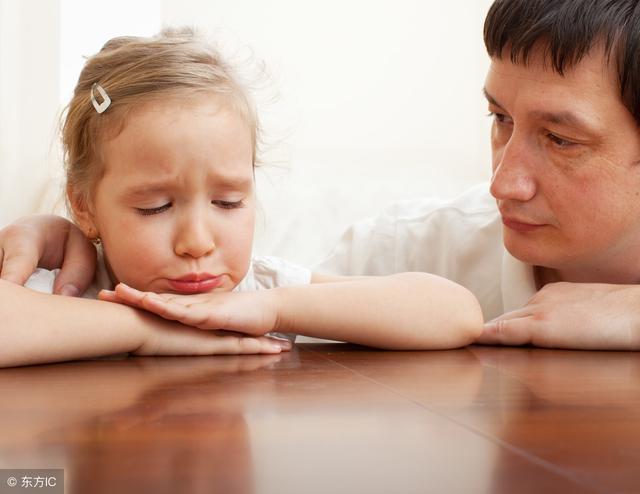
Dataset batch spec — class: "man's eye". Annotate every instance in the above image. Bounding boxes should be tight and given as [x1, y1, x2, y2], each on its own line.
[212, 200, 244, 209]
[488, 112, 510, 124]
[136, 203, 172, 215]
[547, 133, 575, 148]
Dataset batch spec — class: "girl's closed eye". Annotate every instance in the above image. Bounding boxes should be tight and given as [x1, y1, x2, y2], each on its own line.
[212, 199, 244, 209]
[136, 203, 172, 215]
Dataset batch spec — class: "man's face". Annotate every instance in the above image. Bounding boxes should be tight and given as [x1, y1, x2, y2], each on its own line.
[485, 47, 640, 283]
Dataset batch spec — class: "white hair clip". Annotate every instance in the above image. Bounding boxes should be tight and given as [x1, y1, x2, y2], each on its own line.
[91, 83, 111, 114]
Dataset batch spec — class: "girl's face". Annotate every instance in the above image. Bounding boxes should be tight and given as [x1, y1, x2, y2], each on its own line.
[80, 94, 256, 294]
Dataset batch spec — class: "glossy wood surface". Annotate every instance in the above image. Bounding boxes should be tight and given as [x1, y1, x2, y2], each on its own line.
[0, 344, 638, 494]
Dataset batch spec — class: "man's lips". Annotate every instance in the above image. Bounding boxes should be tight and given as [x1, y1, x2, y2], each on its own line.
[167, 274, 223, 294]
[501, 216, 546, 233]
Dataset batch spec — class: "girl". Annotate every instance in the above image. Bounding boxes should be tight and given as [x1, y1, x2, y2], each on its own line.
[0, 28, 482, 368]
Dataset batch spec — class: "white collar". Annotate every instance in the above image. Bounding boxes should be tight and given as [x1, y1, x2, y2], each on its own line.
[500, 247, 537, 314]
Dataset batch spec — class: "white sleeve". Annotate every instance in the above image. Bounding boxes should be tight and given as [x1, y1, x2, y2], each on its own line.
[236, 256, 311, 292]
[316, 186, 499, 278]
[315, 198, 446, 276]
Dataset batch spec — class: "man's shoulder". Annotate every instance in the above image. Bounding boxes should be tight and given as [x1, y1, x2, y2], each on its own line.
[382, 183, 499, 228]
[318, 183, 504, 277]
[236, 256, 312, 292]
[372, 183, 502, 252]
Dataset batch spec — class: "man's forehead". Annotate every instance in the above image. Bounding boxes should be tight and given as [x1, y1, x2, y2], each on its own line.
[483, 56, 623, 136]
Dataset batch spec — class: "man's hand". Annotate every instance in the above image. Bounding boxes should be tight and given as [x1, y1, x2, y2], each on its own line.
[99, 283, 280, 337]
[0, 214, 95, 295]
[478, 282, 640, 350]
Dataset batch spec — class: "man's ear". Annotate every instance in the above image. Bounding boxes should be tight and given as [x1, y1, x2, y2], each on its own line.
[66, 184, 98, 239]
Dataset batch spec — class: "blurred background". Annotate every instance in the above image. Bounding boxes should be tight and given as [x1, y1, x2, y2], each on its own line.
[0, 0, 494, 267]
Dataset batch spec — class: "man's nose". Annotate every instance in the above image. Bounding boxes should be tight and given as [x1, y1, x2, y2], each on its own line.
[490, 133, 537, 203]
[174, 213, 216, 259]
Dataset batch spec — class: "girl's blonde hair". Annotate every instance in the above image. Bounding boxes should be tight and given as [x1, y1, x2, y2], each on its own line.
[63, 27, 258, 211]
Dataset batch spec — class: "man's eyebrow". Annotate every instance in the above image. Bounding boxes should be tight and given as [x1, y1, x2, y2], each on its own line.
[529, 110, 594, 131]
[483, 87, 596, 132]
[483, 88, 503, 109]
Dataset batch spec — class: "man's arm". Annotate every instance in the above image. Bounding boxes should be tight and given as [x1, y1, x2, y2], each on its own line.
[0, 214, 95, 295]
[477, 282, 640, 350]
[0, 280, 290, 368]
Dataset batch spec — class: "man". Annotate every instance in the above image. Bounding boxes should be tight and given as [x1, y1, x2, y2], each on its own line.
[2, 0, 640, 350]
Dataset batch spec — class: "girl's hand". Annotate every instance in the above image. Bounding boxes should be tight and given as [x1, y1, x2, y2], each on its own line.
[130, 309, 290, 357]
[99, 283, 280, 337]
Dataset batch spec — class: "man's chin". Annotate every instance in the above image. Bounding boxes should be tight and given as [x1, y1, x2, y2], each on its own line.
[502, 230, 556, 267]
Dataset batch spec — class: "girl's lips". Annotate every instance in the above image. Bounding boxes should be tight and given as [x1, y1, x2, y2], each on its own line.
[167, 276, 223, 294]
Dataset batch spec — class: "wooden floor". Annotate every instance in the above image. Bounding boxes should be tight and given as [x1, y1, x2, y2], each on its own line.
[0, 344, 639, 494]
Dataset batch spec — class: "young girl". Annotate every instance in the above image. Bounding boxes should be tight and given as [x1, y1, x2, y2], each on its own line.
[0, 28, 482, 368]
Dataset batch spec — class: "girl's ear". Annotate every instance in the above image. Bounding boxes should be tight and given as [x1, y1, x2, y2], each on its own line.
[66, 184, 98, 240]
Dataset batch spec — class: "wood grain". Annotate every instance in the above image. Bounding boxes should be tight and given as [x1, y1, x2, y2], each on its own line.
[1, 344, 636, 493]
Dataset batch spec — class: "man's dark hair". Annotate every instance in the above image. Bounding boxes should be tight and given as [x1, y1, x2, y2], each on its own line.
[484, 0, 640, 125]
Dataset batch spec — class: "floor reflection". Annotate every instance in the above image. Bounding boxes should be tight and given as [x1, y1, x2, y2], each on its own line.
[0, 353, 288, 494]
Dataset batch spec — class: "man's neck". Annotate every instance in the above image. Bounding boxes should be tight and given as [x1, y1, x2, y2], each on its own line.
[534, 264, 640, 289]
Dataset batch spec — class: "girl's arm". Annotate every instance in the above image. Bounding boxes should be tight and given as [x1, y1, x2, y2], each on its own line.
[0, 280, 290, 368]
[275, 272, 483, 349]
[102, 273, 484, 350]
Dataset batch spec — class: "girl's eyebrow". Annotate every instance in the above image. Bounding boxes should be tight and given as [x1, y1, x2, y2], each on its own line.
[120, 183, 172, 199]
[207, 174, 254, 190]
[121, 175, 254, 199]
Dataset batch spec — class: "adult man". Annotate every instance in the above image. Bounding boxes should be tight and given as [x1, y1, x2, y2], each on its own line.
[2, 0, 640, 350]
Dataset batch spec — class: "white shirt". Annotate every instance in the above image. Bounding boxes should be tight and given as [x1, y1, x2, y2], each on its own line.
[317, 183, 537, 321]
[25, 255, 312, 342]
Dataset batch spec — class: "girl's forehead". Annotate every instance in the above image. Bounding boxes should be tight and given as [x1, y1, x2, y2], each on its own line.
[103, 99, 253, 193]
[100, 96, 253, 171]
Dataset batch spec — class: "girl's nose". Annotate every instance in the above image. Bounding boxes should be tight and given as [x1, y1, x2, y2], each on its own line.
[174, 217, 216, 259]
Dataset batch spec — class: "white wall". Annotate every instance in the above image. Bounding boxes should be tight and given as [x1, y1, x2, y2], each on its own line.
[0, 0, 495, 266]
[0, 0, 162, 226]
[161, 0, 495, 265]
[0, 0, 61, 223]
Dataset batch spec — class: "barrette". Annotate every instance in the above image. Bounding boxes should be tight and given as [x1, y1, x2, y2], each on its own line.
[91, 83, 111, 114]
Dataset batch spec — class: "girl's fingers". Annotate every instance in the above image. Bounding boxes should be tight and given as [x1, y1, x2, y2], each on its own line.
[101, 286, 227, 329]
[198, 335, 287, 355]
[113, 283, 148, 304]
[142, 297, 230, 330]
[114, 283, 205, 305]
[140, 295, 191, 322]
[98, 287, 149, 307]
[253, 336, 292, 353]
[97, 289, 119, 303]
